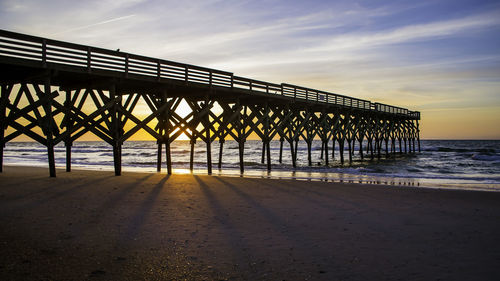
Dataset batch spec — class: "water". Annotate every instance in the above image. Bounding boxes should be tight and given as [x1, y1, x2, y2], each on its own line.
[3, 140, 500, 191]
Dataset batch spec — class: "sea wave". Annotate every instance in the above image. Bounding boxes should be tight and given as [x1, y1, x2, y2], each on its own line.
[427, 147, 497, 153]
[471, 154, 500, 162]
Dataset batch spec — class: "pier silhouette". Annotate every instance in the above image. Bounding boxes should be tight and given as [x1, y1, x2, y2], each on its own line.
[0, 29, 420, 177]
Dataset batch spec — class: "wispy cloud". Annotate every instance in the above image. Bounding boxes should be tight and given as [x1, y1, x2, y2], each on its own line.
[52, 15, 136, 36]
[312, 13, 500, 52]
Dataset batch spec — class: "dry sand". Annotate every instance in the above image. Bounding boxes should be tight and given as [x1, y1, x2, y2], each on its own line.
[1, 165, 500, 281]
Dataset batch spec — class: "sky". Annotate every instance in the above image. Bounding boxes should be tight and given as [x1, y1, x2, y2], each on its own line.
[1, 0, 500, 139]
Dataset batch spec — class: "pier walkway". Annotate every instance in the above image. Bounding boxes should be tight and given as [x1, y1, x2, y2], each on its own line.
[0, 29, 420, 177]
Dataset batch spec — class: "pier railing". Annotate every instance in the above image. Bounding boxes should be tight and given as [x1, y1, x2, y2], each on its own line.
[0, 29, 418, 118]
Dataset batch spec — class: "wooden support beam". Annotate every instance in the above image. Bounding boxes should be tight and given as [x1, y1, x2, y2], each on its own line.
[50, 88, 112, 145]
[91, 89, 115, 132]
[359, 139, 364, 160]
[206, 138, 212, 174]
[351, 138, 355, 159]
[357, 116, 366, 161]
[370, 138, 375, 159]
[377, 138, 382, 159]
[324, 140, 329, 166]
[385, 138, 389, 158]
[320, 142, 324, 160]
[353, 138, 357, 157]
[4, 84, 59, 167]
[332, 137, 336, 160]
[153, 95, 163, 173]
[339, 139, 344, 164]
[44, 78, 56, 177]
[238, 104, 246, 173]
[317, 112, 331, 165]
[347, 139, 352, 163]
[190, 139, 195, 171]
[266, 139, 271, 171]
[307, 141, 312, 166]
[417, 121, 421, 153]
[409, 135, 413, 153]
[239, 103, 245, 172]
[216, 109, 225, 170]
[368, 138, 373, 159]
[261, 142, 266, 164]
[157, 141, 162, 172]
[112, 137, 122, 176]
[64, 90, 72, 172]
[162, 94, 172, 175]
[264, 102, 271, 171]
[26, 85, 49, 133]
[238, 140, 244, 173]
[166, 139, 172, 175]
[0, 84, 9, 173]
[110, 85, 121, 176]
[294, 139, 299, 167]
[205, 102, 212, 175]
[279, 138, 283, 163]
[289, 140, 296, 168]
[218, 140, 224, 169]
[64, 143, 71, 172]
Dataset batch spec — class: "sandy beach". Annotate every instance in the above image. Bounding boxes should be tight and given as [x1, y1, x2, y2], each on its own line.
[1, 166, 500, 280]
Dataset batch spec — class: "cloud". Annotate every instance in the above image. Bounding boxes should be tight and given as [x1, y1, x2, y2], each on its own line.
[317, 13, 499, 51]
[52, 15, 137, 36]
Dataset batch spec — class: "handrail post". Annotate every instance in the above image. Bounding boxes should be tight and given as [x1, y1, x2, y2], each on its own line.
[41, 39, 47, 67]
[230, 75, 234, 89]
[86, 47, 91, 73]
[209, 70, 213, 87]
[184, 65, 188, 83]
[157, 59, 161, 81]
[125, 54, 129, 77]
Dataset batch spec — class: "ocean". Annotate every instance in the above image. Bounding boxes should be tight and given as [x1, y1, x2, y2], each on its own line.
[3, 139, 500, 192]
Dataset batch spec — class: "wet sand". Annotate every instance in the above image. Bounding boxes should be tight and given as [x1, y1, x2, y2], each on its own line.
[1, 165, 500, 280]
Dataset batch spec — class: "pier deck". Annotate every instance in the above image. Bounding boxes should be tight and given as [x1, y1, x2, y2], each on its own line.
[0, 29, 420, 176]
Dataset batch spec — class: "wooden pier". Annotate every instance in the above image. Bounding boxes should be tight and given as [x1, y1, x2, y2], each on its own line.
[0, 29, 420, 177]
